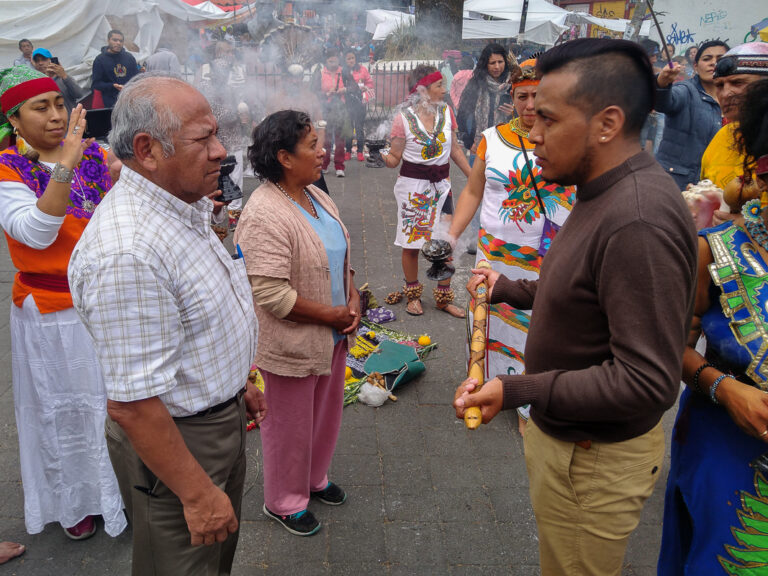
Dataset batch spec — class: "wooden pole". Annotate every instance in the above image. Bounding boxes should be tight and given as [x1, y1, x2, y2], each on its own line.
[465, 260, 492, 430]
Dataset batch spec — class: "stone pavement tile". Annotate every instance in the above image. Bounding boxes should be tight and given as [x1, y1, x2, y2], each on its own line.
[487, 486, 535, 524]
[327, 521, 386, 564]
[0, 449, 21, 481]
[383, 488, 440, 523]
[429, 456, 483, 492]
[341, 404, 377, 428]
[390, 564, 451, 576]
[383, 522, 447, 566]
[376, 420, 425, 457]
[326, 561, 386, 575]
[232, 520, 269, 566]
[496, 522, 540, 566]
[468, 425, 524, 458]
[264, 518, 329, 565]
[451, 565, 539, 575]
[413, 404, 459, 427]
[623, 525, 662, 576]
[328, 452, 382, 486]
[324, 484, 384, 520]
[381, 454, 432, 489]
[477, 455, 530, 490]
[335, 423, 378, 455]
[434, 486, 495, 523]
[240, 481, 268, 523]
[374, 401, 422, 432]
[0, 480, 24, 517]
[263, 562, 329, 575]
[422, 423, 472, 457]
[441, 522, 507, 565]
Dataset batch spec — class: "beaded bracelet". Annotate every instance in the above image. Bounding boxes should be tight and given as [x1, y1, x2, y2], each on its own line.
[710, 374, 729, 405]
[692, 362, 715, 393]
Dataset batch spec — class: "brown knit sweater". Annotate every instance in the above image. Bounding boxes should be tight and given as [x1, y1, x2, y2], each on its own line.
[491, 152, 697, 442]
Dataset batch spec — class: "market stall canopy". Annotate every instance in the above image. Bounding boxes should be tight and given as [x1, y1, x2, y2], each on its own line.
[462, 0, 569, 43]
[462, 0, 651, 44]
[365, 9, 416, 41]
[181, 0, 244, 12]
[0, 0, 231, 84]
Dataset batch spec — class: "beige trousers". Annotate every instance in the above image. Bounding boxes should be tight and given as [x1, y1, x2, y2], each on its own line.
[524, 419, 664, 576]
[105, 398, 247, 576]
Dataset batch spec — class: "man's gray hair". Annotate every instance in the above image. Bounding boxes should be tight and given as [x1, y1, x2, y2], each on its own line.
[108, 73, 186, 161]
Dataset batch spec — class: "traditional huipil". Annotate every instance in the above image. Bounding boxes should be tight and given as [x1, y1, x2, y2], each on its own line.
[472, 118, 575, 417]
[391, 102, 455, 248]
[659, 221, 768, 574]
[0, 66, 124, 536]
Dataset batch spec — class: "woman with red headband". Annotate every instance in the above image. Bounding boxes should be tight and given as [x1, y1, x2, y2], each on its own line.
[382, 64, 471, 317]
[0, 67, 125, 540]
[448, 60, 576, 435]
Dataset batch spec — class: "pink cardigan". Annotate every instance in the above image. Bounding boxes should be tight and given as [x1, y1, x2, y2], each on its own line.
[234, 180, 354, 377]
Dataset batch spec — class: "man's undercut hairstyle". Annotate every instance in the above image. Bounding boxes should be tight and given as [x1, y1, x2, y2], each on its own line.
[537, 38, 655, 136]
[108, 29, 124, 41]
[108, 74, 184, 161]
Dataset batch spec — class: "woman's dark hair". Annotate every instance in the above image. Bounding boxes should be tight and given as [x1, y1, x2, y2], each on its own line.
[407, 64, 438, 93]
[537, 38, 654, 135]
[344, 49, 357, 62]
[248, 110, 312, 183]
[684, 45, 697, 63]
[736, 79, 768, 171]
[324, 48, 340, 62]
[473, 43, 510, 82]
[694, 40, 729, 64]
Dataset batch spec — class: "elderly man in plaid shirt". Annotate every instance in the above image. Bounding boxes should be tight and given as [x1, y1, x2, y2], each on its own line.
[69, 74, 266, 576]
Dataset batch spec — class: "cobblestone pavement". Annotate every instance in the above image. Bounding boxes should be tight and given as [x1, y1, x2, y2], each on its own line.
[0, 156, 673, 574]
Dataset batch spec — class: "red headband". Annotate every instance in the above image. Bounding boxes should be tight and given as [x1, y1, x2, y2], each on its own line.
[757, 154, 768, 176]
[1, 77, 60, 115]
[409, 71, 443, 94]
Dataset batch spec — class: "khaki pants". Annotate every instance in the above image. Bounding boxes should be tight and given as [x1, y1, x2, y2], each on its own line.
[105, 398, 247, 576]
[524, 419, 664, 576]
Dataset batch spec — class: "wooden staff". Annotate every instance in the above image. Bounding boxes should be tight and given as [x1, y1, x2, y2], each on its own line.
[465, 260, 492, 430]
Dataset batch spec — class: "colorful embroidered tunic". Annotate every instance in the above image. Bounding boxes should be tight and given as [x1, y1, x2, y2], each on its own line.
[472, 120, 575, 395]
[0, 143, 111, 312]
[390, 103, 455, 249]
[659, 221, 768, 574]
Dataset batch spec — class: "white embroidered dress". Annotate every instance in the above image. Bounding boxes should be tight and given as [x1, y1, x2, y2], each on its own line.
[472, 122, 575, 416]
[391, 103, 454, 249]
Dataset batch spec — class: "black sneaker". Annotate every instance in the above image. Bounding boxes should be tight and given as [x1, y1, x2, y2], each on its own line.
[311, 481, 347, 506]
[262, 505, 321, 536]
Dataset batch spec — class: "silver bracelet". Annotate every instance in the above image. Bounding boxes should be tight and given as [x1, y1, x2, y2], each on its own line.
[50, 162, 73, 183]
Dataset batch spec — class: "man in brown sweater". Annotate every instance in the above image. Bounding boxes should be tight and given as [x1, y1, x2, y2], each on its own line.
[454, 39, 697, 576]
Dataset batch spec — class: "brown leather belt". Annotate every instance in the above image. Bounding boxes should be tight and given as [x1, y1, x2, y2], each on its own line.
[575, 440, 592, 450]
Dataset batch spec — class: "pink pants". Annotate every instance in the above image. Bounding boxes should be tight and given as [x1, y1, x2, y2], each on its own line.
[260, 340, 347, 515]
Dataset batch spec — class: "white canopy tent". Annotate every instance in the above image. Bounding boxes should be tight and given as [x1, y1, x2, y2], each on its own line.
[365, 9, 416, 42]
[0, 0, 230, 82]
[462, 0, 651, 44]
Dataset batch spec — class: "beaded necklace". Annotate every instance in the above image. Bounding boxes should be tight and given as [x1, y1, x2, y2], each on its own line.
[275, 181, 318, 219]
[509, 117, 530, 140]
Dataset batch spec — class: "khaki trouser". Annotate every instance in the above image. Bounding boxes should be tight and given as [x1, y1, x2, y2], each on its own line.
[524, 419, 664, 576]
[105, 398, 247, 576]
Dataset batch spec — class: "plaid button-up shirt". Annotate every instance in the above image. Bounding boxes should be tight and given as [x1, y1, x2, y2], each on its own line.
[69, 167, 257, 417]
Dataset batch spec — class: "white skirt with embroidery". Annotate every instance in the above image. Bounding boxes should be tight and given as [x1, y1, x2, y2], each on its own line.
[393, 176, 451, 249]
[10, 295, 126, 535]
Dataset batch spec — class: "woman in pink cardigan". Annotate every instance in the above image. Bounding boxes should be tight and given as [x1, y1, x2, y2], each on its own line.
[234, 110, 360, 537]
